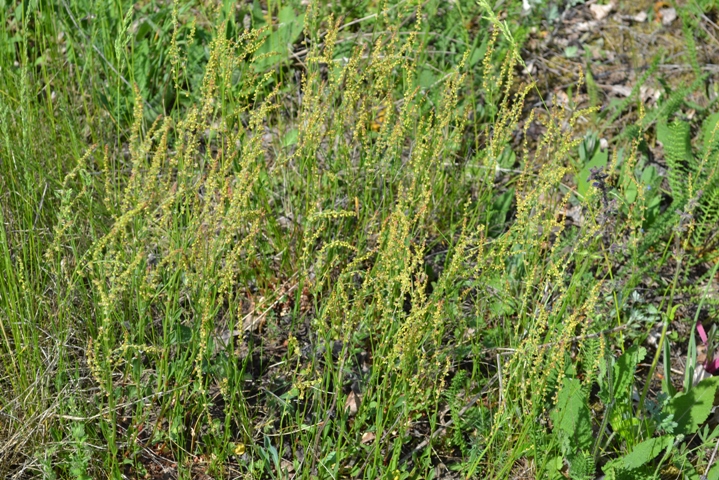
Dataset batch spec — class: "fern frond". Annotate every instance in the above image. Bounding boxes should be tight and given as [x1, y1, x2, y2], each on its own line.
[690, 116, 719, 247]
[640, 75, 707, 131]
[679, 7, 702, 79]
[609, 55, 660, 127]
[702, 113, 719, 160]
[661, 120, 694, 204]
[693, 173, 719, 247]
[639, 209, 676, 255]
[579, 335, 602, 395]
[568, 451, 595, 480]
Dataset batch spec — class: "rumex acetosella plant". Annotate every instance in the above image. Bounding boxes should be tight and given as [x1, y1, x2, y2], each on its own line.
[1, 3, 597, 478]
[2, 0, 719, 478]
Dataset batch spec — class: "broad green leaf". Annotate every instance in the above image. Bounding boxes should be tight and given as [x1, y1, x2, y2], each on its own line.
[253, 6, 304, 71]
[707, 462, 719, 480]
[598, 346, 646, 441]
[564, 45, 578, 58]
[489, 188, 514, 236]
[622, 435, 672, 470]
[498, 145, 516, 169]
[418, 68, 436, 89]
[614, 346, 646, 399]
[551, 377, 593, 451]
[640, 164, 659, 186]
[172, 324, 193, 344]
[666, 375, 719, 435]
[277, 5, 297, 24]
[577, 149, 608, 197]
[283, 128, 298, 148]
[603, 457, 660, 480]
[599, 346, 645, 404]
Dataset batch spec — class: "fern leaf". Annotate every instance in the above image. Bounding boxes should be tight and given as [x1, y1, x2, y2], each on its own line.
[659, 120, 694, 203]
[641, 75, 707, 131]
[679, 8, 702, 79]
[639, 208, 677, 255]
[693, 174, 719, 247]
[609, 55, 660, 127]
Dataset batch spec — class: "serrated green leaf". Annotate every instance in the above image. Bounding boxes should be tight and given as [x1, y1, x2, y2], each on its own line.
[598, 346, 646, 441]
[551, 377, 593, 451]
[666, 376, 719, 435]
[614, 346, 646, 399]
[622, 435, 672, 470]
[658, 119, 694, 202]
[568, 450, 595, 480]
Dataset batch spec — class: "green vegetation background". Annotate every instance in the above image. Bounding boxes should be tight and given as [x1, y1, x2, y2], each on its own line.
[1, 0, 719, 478]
